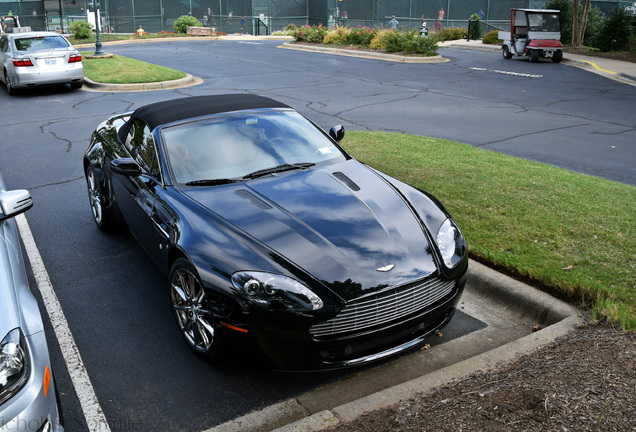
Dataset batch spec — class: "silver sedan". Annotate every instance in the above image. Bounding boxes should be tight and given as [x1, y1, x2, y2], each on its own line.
[0, 31, 83, 95]
[0, 171, 64, 431]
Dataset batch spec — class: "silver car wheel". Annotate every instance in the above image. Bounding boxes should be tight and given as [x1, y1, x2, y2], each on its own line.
[4, 71, 16, 96]
[170, 263, 216, 356]
[86, 168, 103, 227]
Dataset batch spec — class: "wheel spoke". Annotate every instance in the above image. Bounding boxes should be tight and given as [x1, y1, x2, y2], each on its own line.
[171, 283, 188, 304]
[194, 318, 214, 349]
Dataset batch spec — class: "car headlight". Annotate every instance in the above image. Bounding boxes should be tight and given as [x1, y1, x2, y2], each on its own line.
[435, 218, 466, 269]
[0, 328, 29, 405]
[232, 272, 324, 312]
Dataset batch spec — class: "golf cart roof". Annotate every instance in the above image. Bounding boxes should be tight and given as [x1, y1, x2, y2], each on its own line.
[512, 9, 560, 14]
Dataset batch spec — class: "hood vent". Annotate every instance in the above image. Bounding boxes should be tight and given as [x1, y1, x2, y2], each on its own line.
[235, 190, 273, 210]
[332, 172, 360, 191]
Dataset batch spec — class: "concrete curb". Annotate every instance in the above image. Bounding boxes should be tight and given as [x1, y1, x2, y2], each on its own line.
[561, 57, 636, 85]
[281, 42, 449, 63]
[83, 73, 203, 92]
[207, 259, 581, 432]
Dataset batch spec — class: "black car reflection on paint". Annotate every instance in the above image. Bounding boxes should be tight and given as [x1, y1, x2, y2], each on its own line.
[82, 94, 468, 370]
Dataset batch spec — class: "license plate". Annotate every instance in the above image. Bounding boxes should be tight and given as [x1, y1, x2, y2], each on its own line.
[45, 59, 57, 65]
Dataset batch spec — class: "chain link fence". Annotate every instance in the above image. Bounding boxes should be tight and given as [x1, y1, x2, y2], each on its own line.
[0, 0, 632, 35]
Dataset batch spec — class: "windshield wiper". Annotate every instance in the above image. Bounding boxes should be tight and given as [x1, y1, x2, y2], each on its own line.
[185, 178, 242, 186]
[243, 162, 316, 180]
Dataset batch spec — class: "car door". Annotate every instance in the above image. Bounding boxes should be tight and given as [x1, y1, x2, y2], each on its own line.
[111, 119, 163, 257]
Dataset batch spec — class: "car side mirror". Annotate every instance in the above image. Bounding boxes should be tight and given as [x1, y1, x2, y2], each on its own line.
[329, 125, 345, 143]
[110, 158, 142, 176]
[0, 189, 33, 221]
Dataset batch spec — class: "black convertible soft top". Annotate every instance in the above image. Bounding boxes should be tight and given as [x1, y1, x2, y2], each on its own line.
[118, 94, 290, 142]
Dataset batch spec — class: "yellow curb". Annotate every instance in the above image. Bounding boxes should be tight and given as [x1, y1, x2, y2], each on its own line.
[579, 60, 617, 75]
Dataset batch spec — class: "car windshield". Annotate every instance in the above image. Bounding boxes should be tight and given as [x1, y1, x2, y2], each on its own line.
[14, 35, 69, 52]
[162, 110, 346, 184]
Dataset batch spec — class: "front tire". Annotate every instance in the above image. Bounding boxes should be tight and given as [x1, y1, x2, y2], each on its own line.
[502, 45, 513, 59]
[529, 49, 539, 63]
[86, 166, 115, 230]
[552, 50, 563, 63]
[170, 258, 219, 359]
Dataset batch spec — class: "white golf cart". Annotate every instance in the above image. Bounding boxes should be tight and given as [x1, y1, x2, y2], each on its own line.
[499, 9, 563, 63]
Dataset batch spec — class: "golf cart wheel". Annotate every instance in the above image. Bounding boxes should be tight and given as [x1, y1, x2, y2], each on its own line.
[529, 50, 539, 63]
[502, 45, 513, 59]
[552, 50, 563, 63]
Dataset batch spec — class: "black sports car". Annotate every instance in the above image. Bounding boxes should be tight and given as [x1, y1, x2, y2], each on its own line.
[83, 94, 468, 370]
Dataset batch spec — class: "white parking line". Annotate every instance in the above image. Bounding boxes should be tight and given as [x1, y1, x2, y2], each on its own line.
[470, 67, 543, 78]
[16, 214, 111, 432]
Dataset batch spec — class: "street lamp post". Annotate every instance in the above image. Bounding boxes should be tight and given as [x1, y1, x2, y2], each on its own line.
[93, 0, 105, 56]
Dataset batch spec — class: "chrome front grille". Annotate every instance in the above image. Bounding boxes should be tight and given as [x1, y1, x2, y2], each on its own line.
[310, 278, 455, 338]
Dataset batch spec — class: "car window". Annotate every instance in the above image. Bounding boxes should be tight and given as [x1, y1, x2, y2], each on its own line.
[125, 120, 161, 179]
[161, 111, 346, 184]
[14, 35, 70, 52]
[0, 37, 7, 52]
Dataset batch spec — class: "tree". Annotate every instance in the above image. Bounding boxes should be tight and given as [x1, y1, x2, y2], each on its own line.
[572, 0, 592, 48]
[595, 6, 634, 51]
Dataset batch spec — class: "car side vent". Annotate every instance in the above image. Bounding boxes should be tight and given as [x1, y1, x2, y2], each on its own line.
[235, 190, 273, 210]
[332, 172, 360, 191]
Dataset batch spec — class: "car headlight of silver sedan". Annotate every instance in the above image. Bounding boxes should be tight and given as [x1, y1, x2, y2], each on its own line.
[435, 218, 466, 269]
[232, 272, 324, 312]
[0, 328, 29, 405]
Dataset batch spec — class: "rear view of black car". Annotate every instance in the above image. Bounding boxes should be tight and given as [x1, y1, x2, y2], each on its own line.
[83, 94, 467, 369]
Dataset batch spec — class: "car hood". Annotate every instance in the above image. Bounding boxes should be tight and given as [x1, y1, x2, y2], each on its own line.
[182, 161, 441, 300]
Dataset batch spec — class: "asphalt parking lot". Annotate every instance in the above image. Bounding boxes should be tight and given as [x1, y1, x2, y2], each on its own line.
[1, 38, 634, 432]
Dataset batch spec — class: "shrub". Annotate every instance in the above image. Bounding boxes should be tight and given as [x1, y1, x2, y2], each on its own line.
[173, 15, 202, 34]
[369, 29, 390, 51]
[323, 27, 347, 44]
[594, 6, 634, 51]
[285, 23, 297, 32]
[343, 26, 376, 46]
[292, 25, 328, 43]
[382, 29, 439, 56]
[482, 30, 501, 45]
[583, 7, 605, 46]
[435, 27, 467, 41]
[68, 21, 93, 39]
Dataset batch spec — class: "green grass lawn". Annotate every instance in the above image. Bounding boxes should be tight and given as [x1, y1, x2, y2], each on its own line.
[81, 53, 186, 84]
[342, 132, 635, 329]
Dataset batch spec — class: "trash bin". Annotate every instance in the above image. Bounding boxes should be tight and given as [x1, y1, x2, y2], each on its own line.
[420, 22, 428, 37]
[467, 19, 480, 41]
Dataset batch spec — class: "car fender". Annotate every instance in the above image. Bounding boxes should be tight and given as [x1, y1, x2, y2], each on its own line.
[166, 189, 341, 315]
